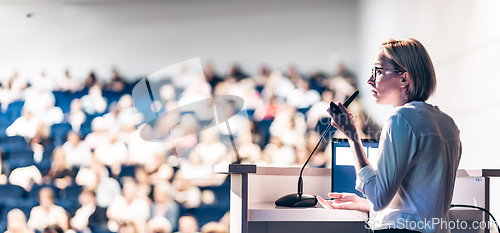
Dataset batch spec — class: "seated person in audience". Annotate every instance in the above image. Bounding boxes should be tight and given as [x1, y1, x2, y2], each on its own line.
[172, 171, 201, 209]
[118, 221, 139, 233]
[75, 158, 121, 208]
[80, 85, 107, 115]
[269, 105, 307, 147]
[62, 130, 92, 168]
[218, 212, 230, 231]
[42, 225, 64, 233]
[84, 72, 98, 89]
[0, 79, 22, 113]
[6, 108, 39, 139]
[216, 101, 247, 139]
[94, 130, 128, 177]
[150, 182, 180, 231]
[70, 189, 108, 232]
[37, 95, 64, 128]
[145, 153, 174, 185]
[236, 129, 262, 165]
[106, 68, 126, 92]
[24, 81, 56, 117]
[134, 166, 152, 200]
[68, 99, 86, 132]
[124, 123, 166, 166]
[84, 117, 111, 150]
[253, 94, 281, 121]
[286, 79, 321, 109]
[262, 135, 296, 167]
[179, 150, 213, 186]
[43, 147, 73, 189]
[306, 90, 334, 129]
[147, 216, 172, 233]
[107, 178, 150, 232]
[5, 209, 35, 233]
[9, 165, 43, 191]
[115, 94, 143, 128]
[262, 70, 295, 101]
[28, 187, 68, 231]
[55, 70, 81, 92]
[327, 73, 356, 103]
[193, 129, 227, 165]
[200, 222, 228, 233]
[177, 215, 199, 233]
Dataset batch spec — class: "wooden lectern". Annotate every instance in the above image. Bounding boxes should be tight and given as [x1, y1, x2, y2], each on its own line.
[214, 164, 368, 233]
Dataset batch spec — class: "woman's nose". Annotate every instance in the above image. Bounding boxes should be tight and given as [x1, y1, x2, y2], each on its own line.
[367, 75, 375, 86]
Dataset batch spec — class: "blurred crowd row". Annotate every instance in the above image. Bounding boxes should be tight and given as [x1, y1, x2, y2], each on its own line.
[0, 63, 381, 233]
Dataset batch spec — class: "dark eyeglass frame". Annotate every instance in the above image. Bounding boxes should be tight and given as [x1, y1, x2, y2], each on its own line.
[371, 67, 405, 80]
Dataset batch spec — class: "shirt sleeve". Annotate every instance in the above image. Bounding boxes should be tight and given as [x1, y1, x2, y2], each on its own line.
[355, 113, 418, 211]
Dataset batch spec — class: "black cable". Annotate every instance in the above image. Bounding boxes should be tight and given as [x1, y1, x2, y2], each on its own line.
[450, 204, 500, 232]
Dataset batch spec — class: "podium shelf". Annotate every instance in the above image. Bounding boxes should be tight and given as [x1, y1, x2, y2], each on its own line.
[248, 203, 367, 222]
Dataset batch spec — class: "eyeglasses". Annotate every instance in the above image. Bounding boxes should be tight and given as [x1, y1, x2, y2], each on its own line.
[371, 67, 405, 80]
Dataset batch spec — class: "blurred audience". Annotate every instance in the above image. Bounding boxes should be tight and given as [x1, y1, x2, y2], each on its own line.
[68, 99, 86, 132]
[150, 181, 180, 231]
[177, 215, 199, 233]
[42, 225, 64, 233]
[9, 165, 42, 191]
[27, 187, 68, 231]
[62, 130, 92, 168]
[81, 85, 107, 115]
[0, 61, 375, 232]
[147, 216, 172, 233]
[107, 178, 150, 232]
[70, 188, 108, 232]
[6, 108, 39, 139]
[5, 209, 34, 233]
[43, 147, 73, 189]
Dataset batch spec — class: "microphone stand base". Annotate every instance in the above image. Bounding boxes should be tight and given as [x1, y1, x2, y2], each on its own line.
[275, 193, 318, 207]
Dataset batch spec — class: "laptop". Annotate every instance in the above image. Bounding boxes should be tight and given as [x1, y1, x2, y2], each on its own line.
[331, 138, 379, 197]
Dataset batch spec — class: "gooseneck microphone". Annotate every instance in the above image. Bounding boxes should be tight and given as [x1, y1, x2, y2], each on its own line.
[275, 90, 359, 207]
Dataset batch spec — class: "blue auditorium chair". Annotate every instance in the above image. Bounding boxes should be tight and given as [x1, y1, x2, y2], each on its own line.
[1, 135, 27, 145]
[60, 185, 82, 202]
[119, 165, 137, 181]
[257, 119, 274, 148]
[6, 150, 35, 170]
[50, 123, 72, 146]
[297, 107, 310, 116]
[193, 206, 228, 229]
[0, 184, 25, 199]
[53, 91, 72, 113]
[5, 101, 24, 121]
[0, 198, 37, 223]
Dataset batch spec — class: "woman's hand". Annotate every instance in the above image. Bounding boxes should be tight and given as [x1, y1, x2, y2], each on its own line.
[327, 102, 359, 141]
[317, 193, 370, 212]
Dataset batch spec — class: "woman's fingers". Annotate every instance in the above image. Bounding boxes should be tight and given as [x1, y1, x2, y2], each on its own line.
[325, 200, 358, 210]
[338, 102, 349, 115]
[328, 193, 343, 199]
[317, 196, 334, 209]
[330, 120, 340, 129]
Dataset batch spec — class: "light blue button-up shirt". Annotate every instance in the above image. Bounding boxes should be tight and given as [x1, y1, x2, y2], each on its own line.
[356, 101, 461, 233]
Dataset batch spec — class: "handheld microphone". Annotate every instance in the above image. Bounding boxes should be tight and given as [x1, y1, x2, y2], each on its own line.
[275, 90, 359, 207]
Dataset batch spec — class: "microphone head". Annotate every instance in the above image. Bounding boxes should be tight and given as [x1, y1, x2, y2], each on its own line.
[329, 90, 359, 115]
[343, 90, 359, 107]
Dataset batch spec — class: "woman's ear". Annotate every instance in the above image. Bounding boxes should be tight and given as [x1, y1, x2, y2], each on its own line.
[400, 72, 410, 88]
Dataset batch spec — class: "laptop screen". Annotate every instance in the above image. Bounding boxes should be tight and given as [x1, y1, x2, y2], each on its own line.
[331, 138, 379, 197]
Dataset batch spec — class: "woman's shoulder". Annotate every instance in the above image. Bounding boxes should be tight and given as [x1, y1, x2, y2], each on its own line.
[389, 101, 440, 120]
[386, 101, 459, 136]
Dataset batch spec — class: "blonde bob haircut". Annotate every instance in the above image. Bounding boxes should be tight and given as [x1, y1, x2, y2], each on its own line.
[381, 38, 436, 102]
